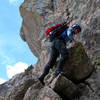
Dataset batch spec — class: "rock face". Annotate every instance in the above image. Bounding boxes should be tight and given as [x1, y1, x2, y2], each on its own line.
[0, 0, 100, 100]
[20, 0, 100, 62]
[3, 67, 38, 100]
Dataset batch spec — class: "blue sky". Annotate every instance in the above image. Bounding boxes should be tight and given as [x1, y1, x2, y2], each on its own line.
[0, 0, 38, 84]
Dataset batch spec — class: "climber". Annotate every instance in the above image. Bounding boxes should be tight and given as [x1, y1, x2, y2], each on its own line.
[39, 24, 82, 85]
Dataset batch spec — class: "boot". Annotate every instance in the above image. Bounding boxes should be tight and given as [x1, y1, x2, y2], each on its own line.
[38, 70, 49, 85]
[54, 70, 61, 77]
[38, 76, 45, 86]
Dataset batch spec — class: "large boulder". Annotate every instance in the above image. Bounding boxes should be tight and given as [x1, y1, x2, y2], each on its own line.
[62, 42, 94, 83]
[50, 70, 100, 100]
[24, 82, 62, 100]
[50, 74, 80, 100]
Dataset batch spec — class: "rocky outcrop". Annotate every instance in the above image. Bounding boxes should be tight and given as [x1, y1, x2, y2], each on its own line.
[23, 82, 62, 100]
[19, 0, 100, 73]
[0, 0, 100, 100]
[49, 68, 100, 100]
[19, 0, 100, 62]
[3, 66, 38, 100]
[1, 42, 99, 100]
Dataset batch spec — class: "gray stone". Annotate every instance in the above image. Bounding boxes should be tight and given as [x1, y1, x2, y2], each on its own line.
[24, 82, 62, 100]
[62, 42, 94, 83]
[4, 66, 37, 100]
[50, 74, 81, 100]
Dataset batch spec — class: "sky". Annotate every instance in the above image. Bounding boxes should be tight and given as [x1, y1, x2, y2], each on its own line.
[0, 0, 38, 84]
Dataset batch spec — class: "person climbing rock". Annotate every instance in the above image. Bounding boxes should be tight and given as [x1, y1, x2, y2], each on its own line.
[39, 24, 82, 85]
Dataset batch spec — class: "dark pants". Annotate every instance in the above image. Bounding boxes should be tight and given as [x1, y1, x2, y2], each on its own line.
[40, 38, 68, 80]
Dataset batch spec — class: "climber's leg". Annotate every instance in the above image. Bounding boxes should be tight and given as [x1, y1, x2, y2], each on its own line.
[39, 40, 59, 85]
[54, 39, 69, 76]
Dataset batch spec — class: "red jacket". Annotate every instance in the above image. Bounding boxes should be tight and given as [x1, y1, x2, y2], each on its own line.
[45, 24, 62, 35]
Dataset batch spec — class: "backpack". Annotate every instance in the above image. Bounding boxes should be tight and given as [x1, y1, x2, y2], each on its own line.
[45, 22, 69, 41]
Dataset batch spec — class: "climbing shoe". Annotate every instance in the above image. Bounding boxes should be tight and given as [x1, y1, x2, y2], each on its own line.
[38, 77, 45, 86]
[54, 71, 61, 77]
